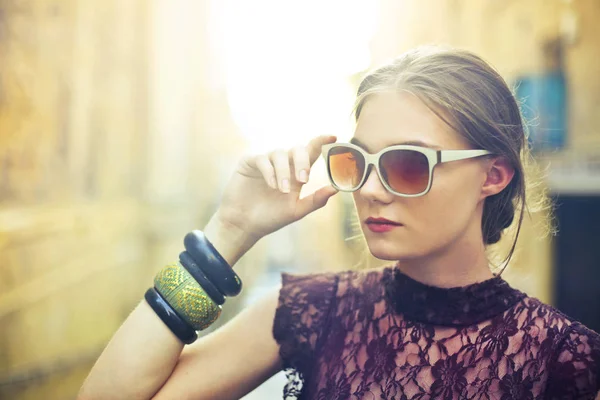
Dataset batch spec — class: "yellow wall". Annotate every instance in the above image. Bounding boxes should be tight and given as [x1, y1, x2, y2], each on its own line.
[0, 1, 261, 398]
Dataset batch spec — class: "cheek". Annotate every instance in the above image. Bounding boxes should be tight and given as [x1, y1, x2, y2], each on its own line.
[350, 167, 482, 259]
[422, 170, 482, 237]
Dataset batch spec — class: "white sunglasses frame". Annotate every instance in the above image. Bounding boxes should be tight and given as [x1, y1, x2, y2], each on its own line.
[321, 142, 493, 197]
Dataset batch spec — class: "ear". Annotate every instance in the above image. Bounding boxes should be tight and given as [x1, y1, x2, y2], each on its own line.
[480, 156, 515, 200]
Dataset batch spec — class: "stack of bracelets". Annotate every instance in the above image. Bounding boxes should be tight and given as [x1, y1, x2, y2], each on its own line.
[144, 230, 243, 344]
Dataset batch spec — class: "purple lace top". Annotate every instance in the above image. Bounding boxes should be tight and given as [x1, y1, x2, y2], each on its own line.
[272, 265, 600, 399]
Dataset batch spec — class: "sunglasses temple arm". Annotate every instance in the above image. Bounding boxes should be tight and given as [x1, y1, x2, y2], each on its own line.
[440, 150, 491, 162]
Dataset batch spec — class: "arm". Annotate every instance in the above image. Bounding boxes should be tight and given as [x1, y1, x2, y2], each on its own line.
[151, 286, 281, 400]
[78, 135, 338, 399]
[77, 215, 279, 400]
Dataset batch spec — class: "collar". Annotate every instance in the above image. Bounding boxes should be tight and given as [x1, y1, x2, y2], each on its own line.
[383, 265, 526, 326]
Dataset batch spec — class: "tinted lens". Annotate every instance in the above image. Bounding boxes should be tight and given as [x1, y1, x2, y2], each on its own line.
[380, 149, 430, 194]
[328, 146, 365, 190]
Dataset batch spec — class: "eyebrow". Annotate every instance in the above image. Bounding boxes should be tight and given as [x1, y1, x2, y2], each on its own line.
[350, 137, 441, 150]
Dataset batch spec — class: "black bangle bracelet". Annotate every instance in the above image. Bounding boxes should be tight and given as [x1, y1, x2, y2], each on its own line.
[183, 230, 243, 297]
[179, 251, 226, 305]
[144, 287, 198, 345]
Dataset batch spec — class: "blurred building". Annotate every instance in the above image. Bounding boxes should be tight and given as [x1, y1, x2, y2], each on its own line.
[0, 0, 598, 399]
[0, 1, 257, 398]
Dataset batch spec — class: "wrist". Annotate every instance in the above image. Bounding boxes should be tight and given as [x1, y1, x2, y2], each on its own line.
[203, 211, 259, 266]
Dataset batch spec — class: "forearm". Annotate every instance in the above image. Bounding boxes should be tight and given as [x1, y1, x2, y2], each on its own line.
[78, 213, 258, 400]
[78, 301, 184, 400]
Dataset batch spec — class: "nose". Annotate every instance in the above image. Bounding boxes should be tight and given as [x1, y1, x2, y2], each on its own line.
[358, 165, 394, 203]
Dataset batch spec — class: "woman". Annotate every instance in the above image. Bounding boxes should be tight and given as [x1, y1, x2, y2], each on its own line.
[79, 47, 600, 399]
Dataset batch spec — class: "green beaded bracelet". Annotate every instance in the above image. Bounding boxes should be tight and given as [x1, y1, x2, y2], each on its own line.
[154, 262, 222, 331]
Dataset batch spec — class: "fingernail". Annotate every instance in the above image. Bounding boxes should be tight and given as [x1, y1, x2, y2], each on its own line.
[298, 170, 308, 183]
[281, 179, 290, 193]
[268, 177, 276, 189]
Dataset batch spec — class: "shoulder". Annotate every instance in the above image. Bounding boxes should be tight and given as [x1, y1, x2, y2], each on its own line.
[271, 269, 346, 371]
[274, 270, 345, 318]
[278, 270, 343, 298]
[276, 266, 383, 306]
[271, 267, 385, 368]
[517, 296, 600, 397]
[515, 296, 600, 352]
[516, 296, 599, 338]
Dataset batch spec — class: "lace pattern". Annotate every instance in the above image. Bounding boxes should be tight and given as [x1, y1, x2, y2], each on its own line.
[272, 266, 600, 399]
[272, 272, 339, 399]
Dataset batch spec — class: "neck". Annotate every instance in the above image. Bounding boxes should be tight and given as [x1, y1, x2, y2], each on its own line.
[396, 229, 494, 289]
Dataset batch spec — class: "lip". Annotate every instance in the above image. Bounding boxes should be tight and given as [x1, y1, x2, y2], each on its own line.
[365, 217, 403, 233]
[365, 217, 402, 225]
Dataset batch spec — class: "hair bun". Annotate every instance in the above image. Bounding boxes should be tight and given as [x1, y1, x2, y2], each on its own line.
[483, 193, 515, 245]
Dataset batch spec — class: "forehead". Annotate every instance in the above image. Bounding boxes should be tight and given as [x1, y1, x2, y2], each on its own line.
[354, 91, 467, 152]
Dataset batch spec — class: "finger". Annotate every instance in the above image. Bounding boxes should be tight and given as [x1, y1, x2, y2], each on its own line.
[295, 185, 339, 219]
[291, 146, 310, 183]
[270, 150, 292, 193]
[306, 135, 337, 165]
[254, 154, 277, 189]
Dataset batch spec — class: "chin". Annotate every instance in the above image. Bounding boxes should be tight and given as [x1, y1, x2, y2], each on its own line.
[365, 237, 421, 261]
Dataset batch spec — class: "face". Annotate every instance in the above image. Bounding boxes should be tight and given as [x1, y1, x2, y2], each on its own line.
[352, 91, 490, 261]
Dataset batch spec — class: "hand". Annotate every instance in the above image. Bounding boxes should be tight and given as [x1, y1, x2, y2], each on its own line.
[216, 135, 339, 241]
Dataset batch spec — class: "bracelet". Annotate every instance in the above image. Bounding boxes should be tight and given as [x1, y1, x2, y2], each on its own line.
[179, 251, 225, 305]
[183, 230, 243, 297]
[154, 262, 222, 331]
[144, 287, 198, 344]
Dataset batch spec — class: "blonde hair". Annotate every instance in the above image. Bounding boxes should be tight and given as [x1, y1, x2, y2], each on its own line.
[352, 46, 553, 273]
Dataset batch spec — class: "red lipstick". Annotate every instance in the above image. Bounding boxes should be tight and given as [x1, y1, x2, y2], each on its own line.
[365, 217, 402, 233]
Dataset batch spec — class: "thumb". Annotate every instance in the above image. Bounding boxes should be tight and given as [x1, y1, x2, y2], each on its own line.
[295, 185, 339, 220]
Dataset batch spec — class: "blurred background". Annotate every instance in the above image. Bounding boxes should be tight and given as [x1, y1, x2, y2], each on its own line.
[0, 0, 599, 398]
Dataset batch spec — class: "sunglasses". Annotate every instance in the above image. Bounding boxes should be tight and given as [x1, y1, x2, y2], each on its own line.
[321, 142, 492, 197]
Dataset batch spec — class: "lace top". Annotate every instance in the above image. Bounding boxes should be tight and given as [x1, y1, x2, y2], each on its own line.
[272, 265, 600, 399]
